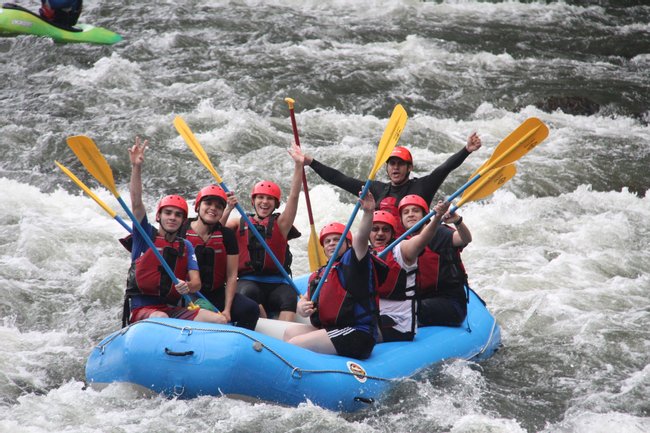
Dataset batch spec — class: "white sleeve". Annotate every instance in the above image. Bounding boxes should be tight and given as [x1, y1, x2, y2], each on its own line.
[391, 244, 418, 273]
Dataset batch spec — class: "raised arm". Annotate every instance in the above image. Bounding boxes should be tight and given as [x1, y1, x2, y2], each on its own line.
[418, 133, 483, 205]
[128, 137, 147, 223]
[353, 191, 375, 261]
[304, 152, 365, 197]
[399, 200, 450, 265]
[219, 191, 238, 226]
[277, 142, 304, 237]
[443, 211, 472, 247]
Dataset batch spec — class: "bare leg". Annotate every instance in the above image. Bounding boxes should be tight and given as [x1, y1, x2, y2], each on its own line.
[194, 309, 228, 324]
[278, 310, 296, 322]
[287, 328, 337, 355]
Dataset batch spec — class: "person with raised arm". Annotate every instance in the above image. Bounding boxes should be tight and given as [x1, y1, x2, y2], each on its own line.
[283, 192, 386, 360]
[124, 137, 225, 325]
[225, 142, 303, 322]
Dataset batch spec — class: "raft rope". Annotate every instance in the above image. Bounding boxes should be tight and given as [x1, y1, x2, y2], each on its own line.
[96, 320, 393, 383]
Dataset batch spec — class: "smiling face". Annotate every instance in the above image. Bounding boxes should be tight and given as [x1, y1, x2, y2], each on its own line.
[369, 222, 393, 248]
[400, 204, 425, 230]
[385, 157, 412, 186]
[252, 193, 278, 219]
[198, 197, 226, 224]
[322, 233, 348, 259]
[158, 206, 186, 233]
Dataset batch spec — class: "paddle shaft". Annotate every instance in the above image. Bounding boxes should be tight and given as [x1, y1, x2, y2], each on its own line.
[310, 180, 370, 300]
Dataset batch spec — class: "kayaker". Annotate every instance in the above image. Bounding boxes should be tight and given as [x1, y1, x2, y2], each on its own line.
[300, 133, 482, 218]
[398, 194, 472, 327]
[283, 192, 386, 360]
[225, 142, 303, 322]
[179, 185, 260, 330]
[124, 137, 225, 324]
[371, 199, 449, 342]
[39, 0, 82, 28]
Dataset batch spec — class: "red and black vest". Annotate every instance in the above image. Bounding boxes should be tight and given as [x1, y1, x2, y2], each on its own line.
[184, 225, 228, 294]
[416, 226, 468, 298]
[237, 213, 288, 276]
[373, 247, 410, 300]
[130, 234, 189, 303]
[307, 261, 379, 329]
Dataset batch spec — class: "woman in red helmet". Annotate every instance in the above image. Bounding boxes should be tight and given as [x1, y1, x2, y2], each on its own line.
[283, 192, 385, 360]
[370, 200, 449, 342]
[226, 142, 303, 322]
[397, 194, 473, 327]
[125, 137, 225, 325]
[298, 133, 482, 218]
[179, 185, 260, 330]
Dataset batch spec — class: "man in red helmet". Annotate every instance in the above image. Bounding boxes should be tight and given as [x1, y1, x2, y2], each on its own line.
[283, 192, 386, 360]
[397, 194, 472, 327]
[299, 133, 482, 217]
[226, 142, 303, 322]
[125, 137, 226, 325]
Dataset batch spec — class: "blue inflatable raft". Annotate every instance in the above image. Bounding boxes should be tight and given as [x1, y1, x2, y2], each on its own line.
[85, 276, 501, 412]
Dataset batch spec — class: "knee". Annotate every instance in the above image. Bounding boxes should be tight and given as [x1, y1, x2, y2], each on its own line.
[149, 311, 169, 318]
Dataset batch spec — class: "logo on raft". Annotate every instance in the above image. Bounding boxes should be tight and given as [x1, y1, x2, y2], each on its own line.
[12, 19, 33, 28]
[347, 361, 367, 383]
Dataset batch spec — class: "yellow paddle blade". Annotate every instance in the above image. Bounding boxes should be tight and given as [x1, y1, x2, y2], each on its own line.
[307, 224, 327, 272]
[173, 116, 224, 183]
[66, 136, 120, 197]
[457, 164, 516, 207]
[369, 104, 408, 179]
[285, 97, 295, 109]
[55, 161, 118, 218]
[471, 118, 549, 178]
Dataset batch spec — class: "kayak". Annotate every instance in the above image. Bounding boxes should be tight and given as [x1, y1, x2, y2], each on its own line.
[0, 4, 121, 45]
[85, 275, 501, 412]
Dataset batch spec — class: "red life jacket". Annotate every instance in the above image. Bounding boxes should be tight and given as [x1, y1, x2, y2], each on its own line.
[414, 244, 440, 297]
[184, 225, 228, 294]
[373, 247, 410, 300]
[133, 235, 188, 303]
[237, 213, 288, 276]
[308, 262, 379, 329]
[434, 225, 468, 293]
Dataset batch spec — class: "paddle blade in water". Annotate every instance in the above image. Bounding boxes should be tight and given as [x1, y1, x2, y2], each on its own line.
[457, 164, 516, 207]
[369, 104, 408, 179]
[66, 135, 119, 196]
[472, 118, 549, 177]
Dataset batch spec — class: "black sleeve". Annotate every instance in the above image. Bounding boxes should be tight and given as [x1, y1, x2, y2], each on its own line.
[340, 249, 372, 299]
[416, 147, 471, 205]
[309, 159, 365, 197]
[221, 226, 239, 255]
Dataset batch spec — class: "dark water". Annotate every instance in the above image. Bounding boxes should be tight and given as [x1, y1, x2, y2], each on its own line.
[1, 1, 649, 432]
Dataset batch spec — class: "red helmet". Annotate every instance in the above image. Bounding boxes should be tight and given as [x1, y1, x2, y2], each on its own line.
[319, 222, 353, 246]
[251, 181, 281, 208]
[388, 146, 413, 164]
[372, 210, 398, 234]
[398, 194, 428, 215]
[156, 195, 188, 219]
[195, 185, 227, 211]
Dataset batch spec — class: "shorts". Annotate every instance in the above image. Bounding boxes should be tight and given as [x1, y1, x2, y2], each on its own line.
[326, 327, 376, 360]
[237, 280, 298, 313]
[130, 304, 199, 323]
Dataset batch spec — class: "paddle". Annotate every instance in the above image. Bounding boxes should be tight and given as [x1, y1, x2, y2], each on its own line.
[311, 104, 408, 300]
[377, 163, 516, 258]
[55, 160, 132, 233]
[284, 97, 327, 272]
[173, 116, 302, 296]
[377, 117, 548, 258]
[65, 135, 199, 309]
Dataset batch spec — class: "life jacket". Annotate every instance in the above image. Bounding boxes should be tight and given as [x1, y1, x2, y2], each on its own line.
[237, 213, 291, 276]
[416, 226, 468, 298]
[307, 259, 379, 329]
[183, 223, 228, 294]
[372, 247, 410, 300]
[128, 232, 188, 302]
[414, 244, 440, 297]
